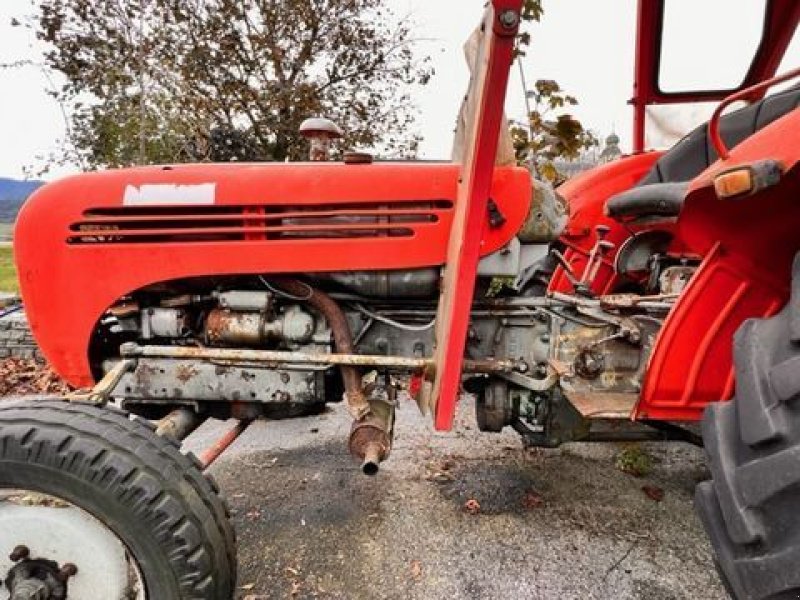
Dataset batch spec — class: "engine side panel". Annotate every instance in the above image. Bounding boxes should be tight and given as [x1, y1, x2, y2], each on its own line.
[15, 162, 531, 387]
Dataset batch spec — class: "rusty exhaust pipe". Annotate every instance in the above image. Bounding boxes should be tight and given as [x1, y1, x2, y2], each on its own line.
[269, 279, 398, 474]
[348, 393, 395, 476]
[271, 278, 369, 419]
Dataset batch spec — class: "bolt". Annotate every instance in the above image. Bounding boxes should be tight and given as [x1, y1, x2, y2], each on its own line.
[499, 9, 519, 29]
[595, 224, 611, 239]
[9, 545, 29, 562]
[58, 563, 78, 581]
[540, 334, 550, 344]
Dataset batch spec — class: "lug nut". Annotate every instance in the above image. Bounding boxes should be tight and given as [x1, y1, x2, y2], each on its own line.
[9, 545, 29, 562]
[58, 563, 78, 581]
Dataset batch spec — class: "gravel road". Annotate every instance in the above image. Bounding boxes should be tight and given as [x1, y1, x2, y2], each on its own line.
[185, 397, 727, 600]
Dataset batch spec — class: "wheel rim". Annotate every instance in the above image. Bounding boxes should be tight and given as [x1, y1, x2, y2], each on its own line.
[0, 489, 146, 600]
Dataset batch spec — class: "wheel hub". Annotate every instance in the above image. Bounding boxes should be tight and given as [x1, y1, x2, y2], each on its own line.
[5, 557, 68, 600]
[0, 491, 144, 600]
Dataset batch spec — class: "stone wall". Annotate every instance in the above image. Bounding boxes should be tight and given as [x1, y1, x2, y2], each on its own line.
[0, 310, 42, 359]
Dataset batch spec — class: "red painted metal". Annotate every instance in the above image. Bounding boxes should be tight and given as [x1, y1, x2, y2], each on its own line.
[552, 109, 800, 422]
[549, 152, 662, 295]
[431, 0, 522, 431]
[199, 420, 250, 468]
[630, 0, 800, 152]
[636, 108, 800, 420]
[631, 0, 661, 153]
[15, 161, 530, 388]
[709, 66, 800, 160]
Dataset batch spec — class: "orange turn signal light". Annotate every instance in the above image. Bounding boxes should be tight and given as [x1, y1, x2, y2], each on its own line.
[714, 168, 754, 199]
[713, 160, 784, 200]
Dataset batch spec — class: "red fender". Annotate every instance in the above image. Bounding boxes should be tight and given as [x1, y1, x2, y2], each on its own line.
[637, 109, 800, 420]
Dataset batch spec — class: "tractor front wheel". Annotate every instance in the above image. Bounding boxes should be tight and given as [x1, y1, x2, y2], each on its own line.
[697, 254, 800, 600]
[0, 399, 236, 599]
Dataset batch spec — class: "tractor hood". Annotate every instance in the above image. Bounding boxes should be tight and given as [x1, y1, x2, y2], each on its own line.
[14, 160, 531, 386]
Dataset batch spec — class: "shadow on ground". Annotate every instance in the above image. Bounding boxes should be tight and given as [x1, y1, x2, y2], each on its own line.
[197, 398, 725, 600]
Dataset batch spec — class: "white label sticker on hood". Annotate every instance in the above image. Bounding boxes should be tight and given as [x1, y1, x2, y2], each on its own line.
[123, 183, 216, 206]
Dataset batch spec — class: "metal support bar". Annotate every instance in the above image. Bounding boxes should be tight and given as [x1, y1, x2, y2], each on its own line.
[198, 420, 250, 469]
[430, 0, 523, 431]
[119, 343, 524, 374]
[66, 358, 137, 405]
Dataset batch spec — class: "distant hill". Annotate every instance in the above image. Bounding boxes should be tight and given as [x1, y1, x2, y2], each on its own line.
[0, 178, 44, 222]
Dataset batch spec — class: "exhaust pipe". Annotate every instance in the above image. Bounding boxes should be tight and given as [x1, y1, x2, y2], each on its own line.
[156, 407, 202, 441]
[361, 442, 384, 476]
[271, 278, 370, 420]
[348, 393, 395, 476]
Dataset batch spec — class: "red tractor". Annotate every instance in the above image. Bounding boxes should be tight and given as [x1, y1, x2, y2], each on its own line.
[2, 1, 800, 598]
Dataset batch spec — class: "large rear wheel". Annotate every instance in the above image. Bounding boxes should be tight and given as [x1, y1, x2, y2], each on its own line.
[697, 254, 800, 599]
[0, 399, 236, 599]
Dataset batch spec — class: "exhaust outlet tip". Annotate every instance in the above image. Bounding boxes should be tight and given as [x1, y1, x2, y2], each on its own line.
[362, 460, 380, 476]
[361, 442, 383, 476]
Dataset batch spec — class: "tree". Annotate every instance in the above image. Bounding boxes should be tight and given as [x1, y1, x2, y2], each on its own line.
[515, 1, 598, 183]
[24, 0, 432, 169]
[510, 80, 598, 182]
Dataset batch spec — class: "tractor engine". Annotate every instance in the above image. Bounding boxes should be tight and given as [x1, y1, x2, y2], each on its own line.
[93, 217, 695, 448]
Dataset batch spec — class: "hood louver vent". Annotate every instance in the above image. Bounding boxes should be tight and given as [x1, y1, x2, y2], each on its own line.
[68, 200, 453, 245]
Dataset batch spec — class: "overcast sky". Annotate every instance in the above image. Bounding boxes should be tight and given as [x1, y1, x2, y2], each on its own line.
[0, 0, 796, 180]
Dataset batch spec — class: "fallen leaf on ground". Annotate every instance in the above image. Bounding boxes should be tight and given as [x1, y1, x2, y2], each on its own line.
[0, 358, 72, 397]
[521, 489, 544, 509]
[463, 498, 481, 515]
[410, 560, 423, 581]
[641, 485, 665, 502]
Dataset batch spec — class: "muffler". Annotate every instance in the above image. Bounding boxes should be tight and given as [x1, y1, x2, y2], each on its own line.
[348, 389, 396, 476]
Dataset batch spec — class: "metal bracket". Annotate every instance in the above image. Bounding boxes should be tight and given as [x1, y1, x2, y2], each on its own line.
[499, 367, 558, 392]
[66, 359, 137, 406]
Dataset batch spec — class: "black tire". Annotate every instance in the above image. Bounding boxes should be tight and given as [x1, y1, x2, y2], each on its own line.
[697, 253, 800, 600]
[0, 399, 236, 599]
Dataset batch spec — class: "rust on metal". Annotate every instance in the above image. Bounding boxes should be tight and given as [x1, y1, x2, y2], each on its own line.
[66, 358, 137, 405]
[563, 390, 638, 420]
[156, 407, 202, 441]
[205, 308, 265, 346]
[348, 396, 395, 476]
[175, 363, 199, 384]
[271, 278, 369, 419]
[120, 343, 521, 374]
[198, 419, 250, 469]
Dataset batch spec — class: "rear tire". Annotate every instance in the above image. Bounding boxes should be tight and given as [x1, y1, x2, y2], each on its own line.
[697, 254, 800, 600]
[0, 399, 236, 599]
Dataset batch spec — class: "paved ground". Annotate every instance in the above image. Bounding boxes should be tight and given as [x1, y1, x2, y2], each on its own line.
[186, 398, 727, 600]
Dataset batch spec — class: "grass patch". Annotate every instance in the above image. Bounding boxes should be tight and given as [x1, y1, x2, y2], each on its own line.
[0, 246, 19, 294]
[615, 444, 653, 477]
[0, 222, 13, 242]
